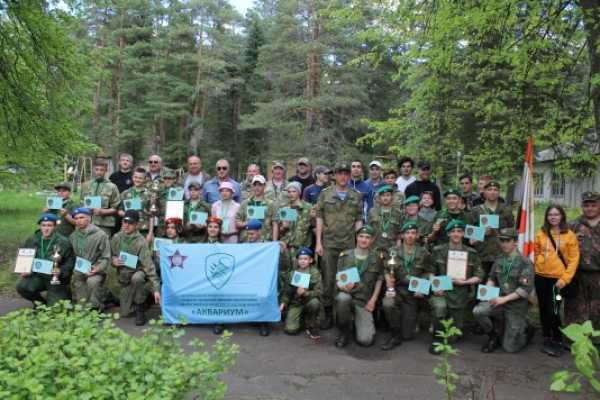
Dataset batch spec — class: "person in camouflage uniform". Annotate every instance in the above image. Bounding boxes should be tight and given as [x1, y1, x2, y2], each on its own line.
[183, 181, 211, 243]
[118, 167, 152, 235]
[110, 210, 161, 325]
[236, 174, 278, 242]
[70, 207, 111, 311]
[278, 181, 312, 271]
[265, 161, 288, 205]
[470, 181, 514, 278]
[80, 160, 121, 236]
[426, 188, 471, 247]
[45, 181, 77, 237]
[151, 168, 180, 237]
[16, 213, 75, 306]
[473, 228, 535, 353]
[399, 195, 432, 245]
[316, 162, 364, 329]
[279, 247, 322, 340]
[430, 219, 484, 354]
[380, 169, 405, 210]
[381, 222, 432, 350]
[240, 163, 260, 201]
[566, 191, 600, 341]
[368, 185, 403, 258]
[334, 225, 384, 348]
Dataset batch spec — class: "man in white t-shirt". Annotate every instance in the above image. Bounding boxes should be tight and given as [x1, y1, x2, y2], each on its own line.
[395, 156, 416, 193]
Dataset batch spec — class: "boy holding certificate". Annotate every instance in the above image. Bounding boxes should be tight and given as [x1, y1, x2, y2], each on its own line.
[110, 210, 161, 325]
[381, 222, 432, 350]
[427, 188, 472, 247]
[70, 207, 111, 311]
[334, 225, 384, 348]
[429, 220, 484, 355]
[79, 159, 121, 236]
[118, 167, 152, 236]
[183, 181, 211, 243]
[235, 174, 278, 242]
[473, 228, 535, 353]
[279, 247, 322, 340]
[45, 181, 77, 237]
[16, 213, 75, 306]
[368, 184, 403, 257]
[278, 182, 313, 270]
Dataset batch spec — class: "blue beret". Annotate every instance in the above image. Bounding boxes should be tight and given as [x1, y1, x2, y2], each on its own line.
[37, 213, 58, 224]
[72, 207, 92, 217]
[297, 247, 314, 258]
[246, 219, 263, 230]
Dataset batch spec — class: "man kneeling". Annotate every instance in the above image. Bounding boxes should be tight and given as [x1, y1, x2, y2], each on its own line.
[111, 210, 161, 325]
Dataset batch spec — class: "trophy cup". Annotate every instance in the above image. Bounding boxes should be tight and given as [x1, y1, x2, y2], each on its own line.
[149, 180, 160, 216]
[50, 245, 62, 285]
[385, 249, 399, 298]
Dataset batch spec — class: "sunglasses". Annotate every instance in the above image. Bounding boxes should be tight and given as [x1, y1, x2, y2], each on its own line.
[217, 166, 228, 171]
[148, 160, 160, 164]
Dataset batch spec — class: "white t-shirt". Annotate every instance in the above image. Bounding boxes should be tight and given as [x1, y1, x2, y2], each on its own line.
[395, 175, 416, 194]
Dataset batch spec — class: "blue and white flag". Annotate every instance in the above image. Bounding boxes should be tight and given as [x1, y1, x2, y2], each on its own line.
[160, 242, 281, 324]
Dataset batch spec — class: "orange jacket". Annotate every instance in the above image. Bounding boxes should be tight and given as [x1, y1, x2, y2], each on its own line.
[534, 229, 580, 285]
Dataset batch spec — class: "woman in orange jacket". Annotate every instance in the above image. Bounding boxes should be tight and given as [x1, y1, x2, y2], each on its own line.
[534, 204, 580, 357]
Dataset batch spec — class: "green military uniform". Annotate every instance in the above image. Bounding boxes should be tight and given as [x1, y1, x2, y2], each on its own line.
[382, 243, 432, 340]
[16, 230, 74, 306]
[119, 186, 152, 232]
[110, 230, 161, 316]
[368, 204, 403, 254]
[183, 198, 211, 242]
[316, 183, 363, 309]
[470, 201, 514, 277]
[278, 200, 313, 270]
[80, 178, 120, 236]
[430, 242, 484, 330]
[565, 192, 600, 335]
[400, 215, 432, 245]
[236, 196, 277, 242]
[280, 266, 322, 334]
[265, 180, 288, 205]
[70, 223, 111, 310]
[428, 209, 471, 246]
[48, 199, 77, 237]
[473, 248, 534, 353]
[335, 248, 384, 346]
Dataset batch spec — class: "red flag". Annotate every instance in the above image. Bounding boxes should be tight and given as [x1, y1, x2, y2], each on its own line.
[517, 138, 535, 261]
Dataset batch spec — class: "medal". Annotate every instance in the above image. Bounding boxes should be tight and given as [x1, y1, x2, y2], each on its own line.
[382, 232, 388, 239]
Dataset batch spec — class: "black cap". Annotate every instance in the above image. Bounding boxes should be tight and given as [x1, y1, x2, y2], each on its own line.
[417, 160, 431, 170]
[123, 210, 140, 224]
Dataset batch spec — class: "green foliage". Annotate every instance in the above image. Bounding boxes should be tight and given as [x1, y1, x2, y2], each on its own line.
[0, 302, 239, 399]
[550, 321, 600, 393]
[433, 319, 462, 400]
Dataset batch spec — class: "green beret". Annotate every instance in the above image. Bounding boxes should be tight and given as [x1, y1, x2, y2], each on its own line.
[404, 195, 420, 206]
[444, 188, 462, 198]
[445, 219, 466, 232]
[356, 225, 375, 237]
[400, 221, 418, 233]
[484, 181, 500, 189]
[376, 185, 395, 195]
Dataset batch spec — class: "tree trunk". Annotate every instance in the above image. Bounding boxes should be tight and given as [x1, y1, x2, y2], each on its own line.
[190, 19, 205, 155]
[580, 0, 600, 137]
[305, 0, 321, 135]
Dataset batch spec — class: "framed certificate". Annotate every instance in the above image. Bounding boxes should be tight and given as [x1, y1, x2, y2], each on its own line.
[14, 248, 36, 274]
[165, 201, 184, 220]
[446, 250, 468, 280]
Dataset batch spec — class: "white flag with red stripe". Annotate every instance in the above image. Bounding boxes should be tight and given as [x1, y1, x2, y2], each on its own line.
[517, 138, 535, 262]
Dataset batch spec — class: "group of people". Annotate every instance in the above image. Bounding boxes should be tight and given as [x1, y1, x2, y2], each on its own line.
[15, 152, 599, 357]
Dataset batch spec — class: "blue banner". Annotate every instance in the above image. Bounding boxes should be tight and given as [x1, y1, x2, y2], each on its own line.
[160, 242, 281, 324]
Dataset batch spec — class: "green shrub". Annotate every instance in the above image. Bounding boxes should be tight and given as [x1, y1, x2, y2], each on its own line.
[0, 302, 238, 399]
[433, 319, 462, 400]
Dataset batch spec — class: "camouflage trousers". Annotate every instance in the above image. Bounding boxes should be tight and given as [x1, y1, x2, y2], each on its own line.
[430, 296, 466, 331]
[71, 271, 106, 311]
[118, 269, 149, 316]
[565, 271, 600, 342]
[283, 298, 321, 333]
[473, 301, 529, 353]
[321, 247, 344, 307]
[336, 292, 376, 346]
[382, 293, 428, 340]
[16, 273, 70, 306]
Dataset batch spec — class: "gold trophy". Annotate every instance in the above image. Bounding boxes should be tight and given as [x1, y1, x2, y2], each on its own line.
[149, 180, 160, 216]
[50, 245, 62, 285]
[385, 249, 399, 298]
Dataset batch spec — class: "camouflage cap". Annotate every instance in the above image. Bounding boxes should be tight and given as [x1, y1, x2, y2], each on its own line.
[581, 191, 600, 203]
[445, 219, 466, 232]
[163, 169, 177, 179]
[356, 225, 375, 237]
[271, 160, 285, 170]
[498, 228, 518, 240]
[334, 162, 351, 173]
[54, 181, 72, 191]
[444, 188, 462, 198]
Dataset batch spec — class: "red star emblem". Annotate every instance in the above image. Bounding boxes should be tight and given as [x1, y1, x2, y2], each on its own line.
[168, 250, 187, 269]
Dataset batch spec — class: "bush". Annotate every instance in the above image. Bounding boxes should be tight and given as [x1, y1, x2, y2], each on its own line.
[0, 302, 238, 399]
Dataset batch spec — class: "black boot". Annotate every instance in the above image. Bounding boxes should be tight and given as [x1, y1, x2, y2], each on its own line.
[259, 323, 270, 337]
[335, 325, 350, 348]
[213, 324, 224, 335]
[526, 325, 536, 345]
[321, 307, 333, 330]
[135, 304, 146, 326]
[381, 329, 403, 351]
[481, 330, 500, 353]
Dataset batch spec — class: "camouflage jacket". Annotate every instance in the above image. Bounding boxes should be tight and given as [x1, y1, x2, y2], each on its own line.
[386, 244, 431, 298]
[69, 224, 111, 273]
[488, 252, 534, 310]
[280, 266, 322, 306]
[337, 249, 384, 306]
[49, 197, 77, 237]
[236, 196, 277, 242]
[277, 200, 312, 249]
[183, 199, 211, 243]
[119, 186, 152, 231]
[569, 216, 600, 272]
[80, 178, 121, 228]
[265, 180, 288, 205]
[317, 187, 363, 249]
[111, 230, 160, 291]
[470, 202, 514, 262]
[431, 243, 484, 309]
[368, 205, 403, 251]
[399, 215, 433, 245]
[428, 208, 472, 246]
[25, 231, 75, 281]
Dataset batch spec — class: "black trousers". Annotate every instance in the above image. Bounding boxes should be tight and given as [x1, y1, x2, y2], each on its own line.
[535, 275, 562, 341]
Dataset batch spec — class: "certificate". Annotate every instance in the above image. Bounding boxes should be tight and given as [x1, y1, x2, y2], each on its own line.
[119, 251, 138, 269]
[46, 196, 63, 210]
[32, 258, 53, 275]
[430, 275, 453, 291]
[446, 250, 468, 280]
[291, 271, 311, 289]
[278, 207, 298, 222]
[123, 198, 142, 211]
[408, 276, 431, 295]
[247, 205, 266, 220]
[189, 211, 208, 225]
[168, 188, 184, 201]
[464, 225, 485, 241]
[75, 257, 92, 274]
[84, 196, 102, 209]
[14, 248, 36, 274]
[153, 237, 173, 251]
[165, 201, 184, 220]
[480, 214, 499, 229]
[477, 284, 500, 301]
[336, 267, 360, 285]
